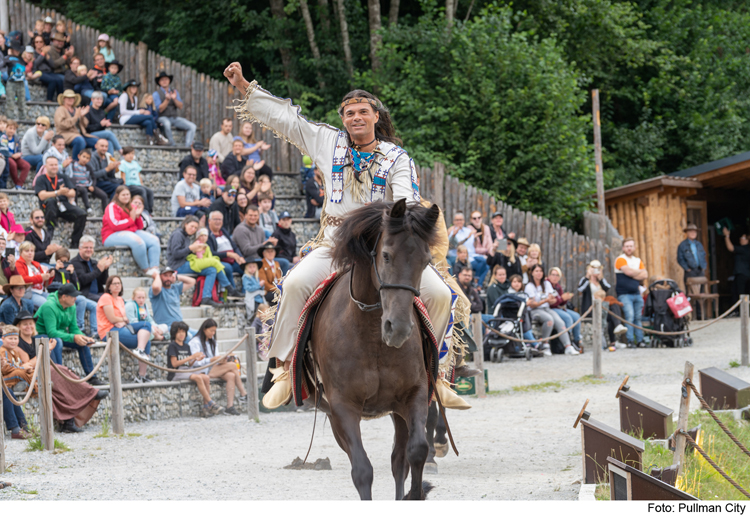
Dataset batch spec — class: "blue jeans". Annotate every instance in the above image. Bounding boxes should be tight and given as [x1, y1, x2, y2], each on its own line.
[23, 153, 43, 173]
[176, 261, 231, 298]
[96, 178, 121, 198]
[39, 72, 64, 101]
[89, 130, 122, 153]
[618, 293, 644, 344]
[176, 206, 208, 218]
[76, 295, 98, 335]
[276, 257, 291, 276]
[112, 321, 152, 355]
[27, 291, 48, 311]
[70, 136, 99, 161]
[553, 308, 581, 343]
[103, 230, 161, 271]
[472, 255, 490, 286]
[38, 334, 93, 374]
[125, 114, 156, 137]
[2, 387, 26, 431]
[262, 227, 273, 238]
[157, 116, 197, 147]
[223, 261, 244, 290]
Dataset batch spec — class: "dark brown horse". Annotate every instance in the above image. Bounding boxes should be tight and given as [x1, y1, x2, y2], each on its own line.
[307, 198, 440, 500]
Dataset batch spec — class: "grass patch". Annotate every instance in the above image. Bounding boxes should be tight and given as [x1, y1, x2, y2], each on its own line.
[595, 483, 610, 500]
[17, 488, 38, 495]
[93, 409, 111, 439]
[511, 381, 563, 392]
[126, 433, 142, 438]
[729, 360, 741, 368]
[508, 375, 606, 394]
[24, 422, 71, 453]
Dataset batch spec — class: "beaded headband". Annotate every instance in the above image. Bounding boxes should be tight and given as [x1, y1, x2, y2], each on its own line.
[339, 97, 379, 111]
[3, 332, 18, 337]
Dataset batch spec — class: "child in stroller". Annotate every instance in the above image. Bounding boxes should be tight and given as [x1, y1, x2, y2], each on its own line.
[645, 278, 692, 347]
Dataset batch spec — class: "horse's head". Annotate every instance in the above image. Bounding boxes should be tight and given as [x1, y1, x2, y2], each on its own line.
[332, 199, 441, 348]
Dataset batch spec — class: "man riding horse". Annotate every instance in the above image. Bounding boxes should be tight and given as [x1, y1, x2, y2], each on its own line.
[223, 62, 471, 410]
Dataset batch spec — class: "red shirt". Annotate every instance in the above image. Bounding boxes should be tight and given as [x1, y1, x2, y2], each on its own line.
[101, 203, 143, 243]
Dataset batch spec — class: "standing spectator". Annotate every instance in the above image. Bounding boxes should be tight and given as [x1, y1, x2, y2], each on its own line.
[149, 268, 198, 338]
[0, 192, 17, 234]
[88, 138, 122, 199]
[171, 165, 210, 220]
[0, 119, 30, 189]
[723, 227, 750, 304]
[206, 210, 245, 290]
[42, 134, 73, 180]
[614, 237, 648, 348]
[71, 148, 108, 214]
[257, 193, 278, 238]
[209, 118, 234, 163]
[21, 116, 54, 173]
[525, 263, 579, 355]
[235, 122, 273, 180]
[220, 139, 248, 179]
[272, 211, 298, 270]
[178, 141, 210, 182]
[208, 184, 241, 234]
[242, 260, 265, 321]
[100, 60, 124, 99]
[119, 146, 153, 213]
[101, 186, 161, 277]
[5, 41, 28, 120]
[0, 275, 34, 325]
[72, 236, 112, 302]
[25, 208, 60, 265]
[34, 157, 87, 245]
[257, 242, 282, 303]
[54, 89, 97, 160]
[50, 247, 97, 337]
[546, 267, 582, 350]
[677, 223, 707, 286]
[304, 166, 324, 219]
[85, 91, 122, 154]
[118, 80, 164, 145]
[93, 34, 115, 63]
[152, 71, 197, 147]
[97, 275, 153, 382]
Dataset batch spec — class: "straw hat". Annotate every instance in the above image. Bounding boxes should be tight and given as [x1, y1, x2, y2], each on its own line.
[516, 237, 530, 247]
[683, 223, 699, 232]
[57, 89, 81, 107]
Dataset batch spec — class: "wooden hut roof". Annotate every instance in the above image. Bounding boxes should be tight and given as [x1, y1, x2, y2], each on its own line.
[603, 175, 702, 204]
[668, 150, 750, 191]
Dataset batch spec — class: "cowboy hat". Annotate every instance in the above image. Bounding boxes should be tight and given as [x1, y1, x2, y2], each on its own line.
[257, 242, 278, 258]
[683, 223, 699, 232]
[516, 237, 530, 247]
[51, 32, 66, 42]
[3, 275, 32, 295]
[57, 89, 81, 107]
[12, 310, 34, 326]
[155, 71, 173, 85]
[105, 60, 124, 74]
[122, 79, 140, 91]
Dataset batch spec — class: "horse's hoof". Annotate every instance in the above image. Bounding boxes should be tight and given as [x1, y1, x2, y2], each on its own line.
[434, 442, 449, 458]
[424, 462, 438, 474]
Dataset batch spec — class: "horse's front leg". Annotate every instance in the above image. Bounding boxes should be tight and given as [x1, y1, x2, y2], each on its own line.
[391, 413, 410, 500]
[329, 398, 374, 500]
[403, 394, 431, 500]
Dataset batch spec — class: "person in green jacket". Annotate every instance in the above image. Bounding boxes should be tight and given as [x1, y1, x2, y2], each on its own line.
[35, 283, 103, 385]
[486, 265, 510, 315]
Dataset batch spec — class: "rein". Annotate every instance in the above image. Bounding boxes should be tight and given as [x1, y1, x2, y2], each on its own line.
[349, 232, 421, 312]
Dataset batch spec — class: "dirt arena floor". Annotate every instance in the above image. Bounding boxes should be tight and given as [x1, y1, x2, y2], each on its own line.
[1, 319, 748, 501]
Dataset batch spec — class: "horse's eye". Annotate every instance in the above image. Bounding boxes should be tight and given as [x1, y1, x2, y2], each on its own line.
[382, 253, 391, 264]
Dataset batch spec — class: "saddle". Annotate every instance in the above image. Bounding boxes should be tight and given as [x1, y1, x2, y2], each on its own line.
[261, 271, 441, 407]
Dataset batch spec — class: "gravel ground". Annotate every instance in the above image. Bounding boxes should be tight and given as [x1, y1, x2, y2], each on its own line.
[1, 319, 748, 501]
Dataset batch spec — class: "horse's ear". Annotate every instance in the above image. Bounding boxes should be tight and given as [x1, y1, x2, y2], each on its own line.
[390, 198, 407, 218]
[426, 204, 440, 227]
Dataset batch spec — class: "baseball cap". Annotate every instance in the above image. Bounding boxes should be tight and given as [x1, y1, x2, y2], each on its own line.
[207, 149, 218, 159]
[191, 141, 205, 151]
[58, 283, 82, 298]
[160, 267, 177, 275]
[491, 211, 503, 219]
[279, 211, 292, 220]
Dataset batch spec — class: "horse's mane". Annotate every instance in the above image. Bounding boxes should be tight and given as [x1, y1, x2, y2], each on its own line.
[331, 201, 440, 270]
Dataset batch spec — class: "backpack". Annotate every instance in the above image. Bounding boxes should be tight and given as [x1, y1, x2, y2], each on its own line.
[191, 275, 221, 307]
[7, 56, 26, 83]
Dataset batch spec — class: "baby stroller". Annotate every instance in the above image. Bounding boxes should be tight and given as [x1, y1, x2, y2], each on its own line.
[645, 279, 692, 348]
[483, 293, 533, 362]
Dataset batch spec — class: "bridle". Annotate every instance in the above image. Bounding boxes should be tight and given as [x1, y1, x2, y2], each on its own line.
[349, 232, 421, 312]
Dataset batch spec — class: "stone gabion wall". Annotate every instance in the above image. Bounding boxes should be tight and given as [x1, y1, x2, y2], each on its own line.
[17, 123, 186, 150]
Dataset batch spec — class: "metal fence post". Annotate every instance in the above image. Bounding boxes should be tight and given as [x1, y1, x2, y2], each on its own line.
[108, 331, 124, 434]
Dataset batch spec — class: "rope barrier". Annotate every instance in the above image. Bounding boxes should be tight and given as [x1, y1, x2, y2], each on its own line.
[684, 379, 750, 459]
[119, 333, 249, 374]
[605, 299, 741, 337]
[481, 305, 593, 343]
[49, 341, 111, 384]
[0, 344, 42, 406]
[676, 430, 750, 499]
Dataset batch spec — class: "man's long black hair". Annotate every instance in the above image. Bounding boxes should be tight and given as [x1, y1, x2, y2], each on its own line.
[338, 90, 402, 147]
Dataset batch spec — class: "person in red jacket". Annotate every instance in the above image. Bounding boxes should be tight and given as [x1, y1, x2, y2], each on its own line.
[101, 186, 161, 277]
[15, 240, 52, 309]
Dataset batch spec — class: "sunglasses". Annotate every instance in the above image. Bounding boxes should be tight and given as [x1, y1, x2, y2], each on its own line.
[227, 190, 237, 196]
[36, 122, 47, 126]
[471, 216, 481, 220]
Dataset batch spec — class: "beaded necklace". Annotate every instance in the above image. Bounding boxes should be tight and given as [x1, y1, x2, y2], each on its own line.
[349, 147, 377, 179]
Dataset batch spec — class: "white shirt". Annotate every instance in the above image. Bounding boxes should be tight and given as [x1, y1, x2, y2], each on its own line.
[171, 180, 201, 216]
[215, 234, 233, 254]
[524, 280, 554, 310]
[449, 226, 476, 259]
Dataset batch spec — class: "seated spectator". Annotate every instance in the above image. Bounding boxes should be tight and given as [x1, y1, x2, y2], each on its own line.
[486, 265, 509, 314]
[16, 311, 106, 433]
[252, 175, 274, 207]
[1, 351, 30, 439]
[1, 327, 32, 439]
[153, 71, 197, 147]
[149, 268, 198, 338]
[54, 21, 71, 50]
[236, 190, 249, 223]
[118, 80, 165, 145]
[125, 287, 167, 341]
[527, 243, 543, 268]
[299, 155, 314, 184]
[547, 267, 582, 350]
[257, 242, 282, 304]
[206, 210, 245, 290]
[504, 274, 542, 351]
[451, 245, 470, 278]
[27, 208, 59, 263]
[41, 17, 54, 45]
[235, 122, 273, 180]
[272, 211, 298, 270]
[0, 119, 30, 189]
[71, 148, 107, 214]
[447, 211, 474, 265]
[90, 54, 118, 114]
[16, 240, 51, 309]
[72, 235, 112, 302]
[233, 205, 267, 262]
[238, 166, 259, 202]
[93, 34, 115, 63]
[516, 238, 531, 283]
[257, 193, 278, 238]
[167, 320, 222, 417]
[50, 247, 97, 338]
[524, 264, 579, 355]
[6, 225, 25, 259]
[63, 56, 94, 95]
[305, 166, 324, 219]
[167, 215, 240, 307]
[22, 45, 42, 87]
[207, 149, 225, 190]
[171, 165, 210, 221]
[456, 267, 483, 316]
[130, 195, 161, 241]
[35, 157, 87, 245]
[97, 275, 153, 383]
[33, 30, 69, 101]
[21, 116, 54, 174]
[139, 93, 163, 135]
[0, 275, 33, 325]
[209, 183, 241, 234]
[243, 260, 265, 321]
[27, 19, 44, 42]
[101, 60, 124, 99]
[119, 146, 153, 213]
[85, 91, 122, 154]
[220, 139, 248, 179]
[0, 192, 18, 234]
[54, 89, 99, 160]
[36, 283, 102, 385]
[179, 141, 209, 182]
[188, 318, 247, 415]
[187, 228, 226, 276]
[199, 178, 216, 203]
[209, 118, 234, 163]
[468, 210, 491, 286]
[42, 134, 73, 181]
[0, 234, 15, 284]
[101, 186, 161, 277]
[88, 138, 122, 199]
[577, 259, 625, 346]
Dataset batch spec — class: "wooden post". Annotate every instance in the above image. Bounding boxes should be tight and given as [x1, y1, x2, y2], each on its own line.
[471, 313, 486, 398]
[108, 331, 124, 435]
[673, 361, 694, 475]
[741, 295, 749, 367]
[592, 89, 606, 243]
[137, 41, 148, 91]
[35, 337, 54, 451]
[592, 298, 602, 377]
[245, 329, 260, 422]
